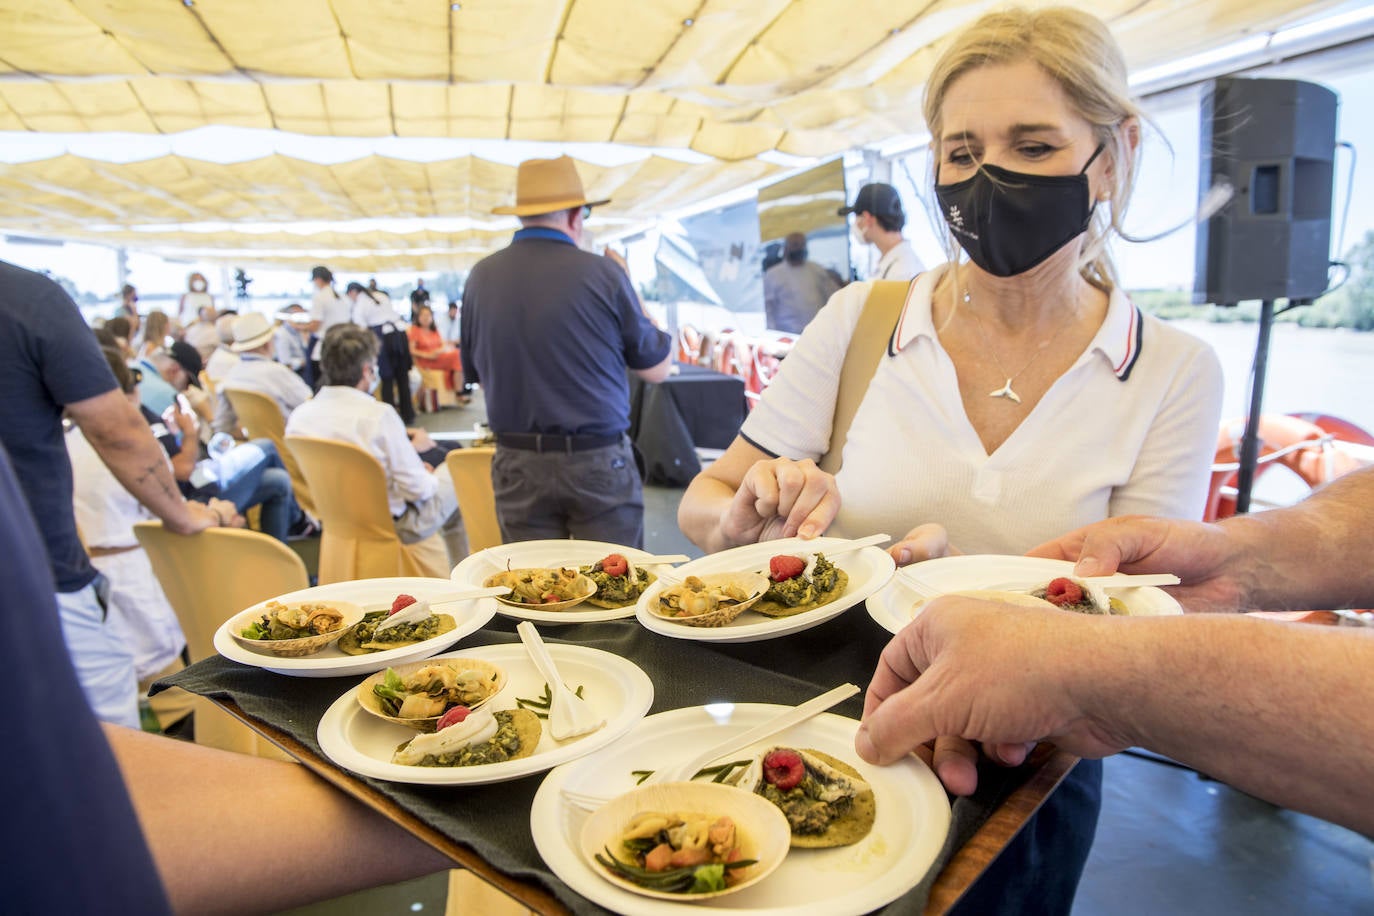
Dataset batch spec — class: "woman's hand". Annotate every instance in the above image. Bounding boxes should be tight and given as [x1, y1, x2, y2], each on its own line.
[721, 457, 840, 544]
[888, 523, 959, 567]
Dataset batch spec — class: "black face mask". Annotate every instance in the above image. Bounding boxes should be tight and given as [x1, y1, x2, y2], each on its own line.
[934, 145, 1103, 277]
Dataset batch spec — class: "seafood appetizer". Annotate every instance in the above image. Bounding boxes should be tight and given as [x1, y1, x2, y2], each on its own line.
[357, 658, 506, 732]
[654, 572, 769, 627]
[753, 554, 849, 618]
[484, 567, 597, 611]
[730, 747, 876, 848]
[391, 705, 541, 767]
[1031, 577, 1124, 615]
[595, 811, 755, 895]
[580, 554, 656, 609]
[232, 600, 363, 657]
[338, 593, 457, 655]
[581, 782, 789, 901]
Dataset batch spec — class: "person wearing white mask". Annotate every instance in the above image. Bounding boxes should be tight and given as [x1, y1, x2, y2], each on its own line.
[838, 183, 924, 281]
[178, 272, 215, 328]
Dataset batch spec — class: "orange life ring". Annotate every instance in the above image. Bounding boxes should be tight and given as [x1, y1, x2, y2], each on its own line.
[1206, 413, 1373, 521]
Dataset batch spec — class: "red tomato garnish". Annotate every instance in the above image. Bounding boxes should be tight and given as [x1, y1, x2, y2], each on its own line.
[390, 594, 418, 615]
[436, 706, 470, 730]
[769, 555, 806, 582]
[600, 554, 629, 577]
[1044, 577, 1085, 608]
[762, 748, 805, 790]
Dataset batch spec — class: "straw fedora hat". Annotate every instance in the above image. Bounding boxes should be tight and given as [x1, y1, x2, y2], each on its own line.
[492, 156, 610, 216]
[230, 312, 276, 352]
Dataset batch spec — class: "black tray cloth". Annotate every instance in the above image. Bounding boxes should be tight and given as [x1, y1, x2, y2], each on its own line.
[156, 608, 1034, 915]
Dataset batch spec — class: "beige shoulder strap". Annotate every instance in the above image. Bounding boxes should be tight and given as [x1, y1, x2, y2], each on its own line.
[818, 280, 910, 475]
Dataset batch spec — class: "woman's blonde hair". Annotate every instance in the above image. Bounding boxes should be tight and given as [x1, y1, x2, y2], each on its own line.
[923, 6, 1143, 291]
[142, 310, 170, 349]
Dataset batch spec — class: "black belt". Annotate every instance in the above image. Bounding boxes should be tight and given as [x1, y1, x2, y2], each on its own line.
[495, 432, 622, 453]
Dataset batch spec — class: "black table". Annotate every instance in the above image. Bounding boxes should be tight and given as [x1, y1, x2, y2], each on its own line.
[157, 606, 1076, 915]
[629, 365, 749, 486]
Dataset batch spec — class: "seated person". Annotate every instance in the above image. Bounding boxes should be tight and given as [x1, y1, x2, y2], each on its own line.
[67, 351, 241, 724]
[274, 304, 310, 380]
[407, 304, 469, 402]
[104, 315, 135, 359]
[183, 305, 220, 362]
[286, 324, 465, 562]
[214, 313, 313, 438]
[203, 312, 241, 385]
[154, 341, 216, 437]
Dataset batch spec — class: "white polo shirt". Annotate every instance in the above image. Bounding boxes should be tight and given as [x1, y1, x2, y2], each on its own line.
[740, 264, 1224, 554]
[874, 240, 923, 282]
[286, 386, 437, 517]
[215, 354, 314, 435]
[310, 287, 353, 360]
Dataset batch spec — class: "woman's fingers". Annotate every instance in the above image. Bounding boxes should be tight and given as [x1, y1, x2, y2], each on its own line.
[889, 523, 952, 566]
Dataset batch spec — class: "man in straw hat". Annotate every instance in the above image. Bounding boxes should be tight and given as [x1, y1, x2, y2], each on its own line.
[213, 312, 313, 437]
[461, 155, 672, 547]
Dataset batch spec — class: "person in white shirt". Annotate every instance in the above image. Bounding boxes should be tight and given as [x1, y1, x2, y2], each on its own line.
[214, 312, 314, 437]
[183, 305, 221, 362]
[838, 183, 924, 282]
[347, 281, 416, 425]
[178, 272, 215, 328]
[307, 266, 351, 386]
[203, 313, 242, 385]
[273, 304, 310, 379]
[286, 324, 465, 563]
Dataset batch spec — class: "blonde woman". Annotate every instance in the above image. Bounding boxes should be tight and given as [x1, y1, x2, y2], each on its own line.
[679, 7, 1223, 912]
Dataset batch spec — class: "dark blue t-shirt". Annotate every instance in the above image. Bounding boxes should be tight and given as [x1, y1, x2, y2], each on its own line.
[0, 444, 171, 913]
[461, 230, 671, 438]
[0, 260, 118, 592]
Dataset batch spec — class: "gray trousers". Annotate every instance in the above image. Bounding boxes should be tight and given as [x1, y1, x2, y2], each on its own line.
[491, 437, 644, 548]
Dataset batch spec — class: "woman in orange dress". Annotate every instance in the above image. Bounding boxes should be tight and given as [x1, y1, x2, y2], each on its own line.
[407, 304, 467, 400]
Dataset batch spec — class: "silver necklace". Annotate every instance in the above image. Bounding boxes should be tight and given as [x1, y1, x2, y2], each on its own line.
[963, 288, 1072, 404]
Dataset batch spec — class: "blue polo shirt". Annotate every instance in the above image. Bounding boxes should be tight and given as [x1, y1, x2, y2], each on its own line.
[0, 260, 119, 592]
[461, 228, 671, 438]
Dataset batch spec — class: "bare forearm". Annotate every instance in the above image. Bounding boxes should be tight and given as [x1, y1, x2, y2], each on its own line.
[74, 396, 197, 533]
[105, 726, 453, 914]
[678, 474, 740, 553]
[1217, 469, 1374, 610]
[1081, 616, 1374, 835]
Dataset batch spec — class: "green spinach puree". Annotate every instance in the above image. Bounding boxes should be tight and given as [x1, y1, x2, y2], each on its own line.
[404, 711, 527, 767]
[760, 776, 853, 835]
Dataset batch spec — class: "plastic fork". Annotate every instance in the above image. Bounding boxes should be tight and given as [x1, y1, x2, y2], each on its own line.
[515, 621, 605, 741]
[560, 682, 860, 811]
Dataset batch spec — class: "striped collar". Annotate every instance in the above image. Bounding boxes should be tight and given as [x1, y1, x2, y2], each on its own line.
[891, 263, 1143, 381]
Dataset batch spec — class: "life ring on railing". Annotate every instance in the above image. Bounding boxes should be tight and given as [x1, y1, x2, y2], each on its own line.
[1206, 413, 1374, 521]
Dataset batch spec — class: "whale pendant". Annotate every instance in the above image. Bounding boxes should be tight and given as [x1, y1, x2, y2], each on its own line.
[989, 379, 1022, 403]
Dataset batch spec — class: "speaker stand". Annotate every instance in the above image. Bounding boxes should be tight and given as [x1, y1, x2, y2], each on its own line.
[1233, 299, 1275, 514]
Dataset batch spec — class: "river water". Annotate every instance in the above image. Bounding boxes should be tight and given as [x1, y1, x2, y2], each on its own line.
[1170, 318, 1374, 434]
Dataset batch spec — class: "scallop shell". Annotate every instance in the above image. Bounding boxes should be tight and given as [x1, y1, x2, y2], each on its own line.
[356, 657, 508, 733]
[483, 568, 598, 612]
[228, 600, 365, 657]
[650, 572, 770, 628]
[580, 781, 790, 901]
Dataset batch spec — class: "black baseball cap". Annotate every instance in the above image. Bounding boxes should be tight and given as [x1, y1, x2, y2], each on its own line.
[168, 340, 204, 387]
[838, 182, 904, 221]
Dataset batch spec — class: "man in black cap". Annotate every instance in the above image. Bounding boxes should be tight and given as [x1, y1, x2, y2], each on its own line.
[838, 182, 923, 282]
[762, 231, 843, 334]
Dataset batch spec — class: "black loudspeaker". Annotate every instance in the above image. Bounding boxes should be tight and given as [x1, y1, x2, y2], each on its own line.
[1195, 77, 1338, 304]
